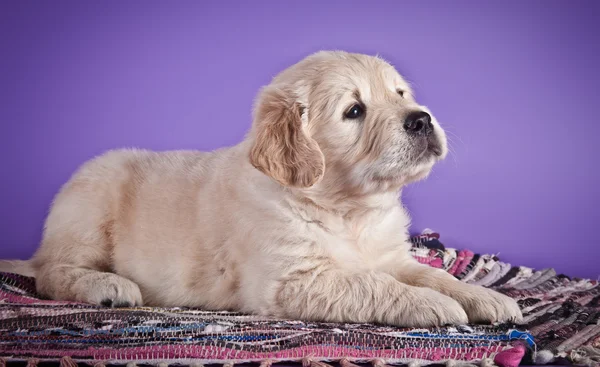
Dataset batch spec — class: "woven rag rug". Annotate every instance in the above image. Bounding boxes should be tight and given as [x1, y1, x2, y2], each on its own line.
[0, 230, 598, 367]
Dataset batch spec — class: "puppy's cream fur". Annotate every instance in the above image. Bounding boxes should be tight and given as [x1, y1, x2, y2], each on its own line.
[1, 51, 521, 327]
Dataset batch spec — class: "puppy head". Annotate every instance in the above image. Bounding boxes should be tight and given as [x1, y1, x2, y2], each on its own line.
[249, 51, 447, 193]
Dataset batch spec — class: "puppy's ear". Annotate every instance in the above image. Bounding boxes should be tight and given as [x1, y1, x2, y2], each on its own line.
[249, 86, 325, 188]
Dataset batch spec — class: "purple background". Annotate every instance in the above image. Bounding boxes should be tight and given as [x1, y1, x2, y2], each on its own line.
[1, 0, 598, 279]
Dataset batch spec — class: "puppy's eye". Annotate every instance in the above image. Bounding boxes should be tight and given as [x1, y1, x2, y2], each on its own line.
[344, 104, 364, 119]
[397, 90, 405, 98]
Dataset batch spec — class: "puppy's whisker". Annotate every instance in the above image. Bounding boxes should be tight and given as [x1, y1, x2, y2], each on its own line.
[444, 129, 466, 150]
[445, 137, 459, 167]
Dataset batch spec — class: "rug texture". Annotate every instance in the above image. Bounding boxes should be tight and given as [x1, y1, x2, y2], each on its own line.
[0, 230, 598, 367]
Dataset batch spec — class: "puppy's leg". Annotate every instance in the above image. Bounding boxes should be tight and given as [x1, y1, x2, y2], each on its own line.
[36, 264, 143, 307]
[390, 259, 522, 324]
[33, 227, 144, 307]
[31, 164, 143, 308]
[272, 269, 468, 328]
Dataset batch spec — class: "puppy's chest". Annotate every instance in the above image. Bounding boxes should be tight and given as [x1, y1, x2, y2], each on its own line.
[311, 215, 408, 269]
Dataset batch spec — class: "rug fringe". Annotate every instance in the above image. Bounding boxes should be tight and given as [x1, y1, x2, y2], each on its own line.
[60, 356, 78, 367]
[569, 345, 600, 366]
[26, 358, 39, 367]
[534, 350, 555, 365]
[259, 359, 273, 367]
[445, 360, 479, 367]
[480, 358, 497, 367]
[371, 358, 390, 367]
[302, 357, 333, 367]
[339, 358, 361, 367]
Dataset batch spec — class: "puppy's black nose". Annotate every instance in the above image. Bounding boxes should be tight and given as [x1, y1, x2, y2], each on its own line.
[404, 111, 433, 136]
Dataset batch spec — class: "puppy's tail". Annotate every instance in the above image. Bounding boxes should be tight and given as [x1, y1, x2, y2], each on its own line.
[0, 259, 35, 278]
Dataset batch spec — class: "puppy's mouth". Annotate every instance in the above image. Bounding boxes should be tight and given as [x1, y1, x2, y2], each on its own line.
[427, 140, 443, 157]
[415, 137, 444, 160]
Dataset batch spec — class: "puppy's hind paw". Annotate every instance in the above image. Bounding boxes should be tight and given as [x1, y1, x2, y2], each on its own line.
[72, 272, 143, 308]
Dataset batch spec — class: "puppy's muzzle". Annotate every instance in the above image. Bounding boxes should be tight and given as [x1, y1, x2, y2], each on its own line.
[404, 111, 443, 157]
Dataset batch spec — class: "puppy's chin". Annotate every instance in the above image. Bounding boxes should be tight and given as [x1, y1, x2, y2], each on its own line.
[403, 163, 436, 184]
[375, 146, 445, 186]
[367, 160, 431, 188]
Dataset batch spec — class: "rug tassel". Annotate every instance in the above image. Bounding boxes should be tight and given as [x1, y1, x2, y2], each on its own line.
[93, 362, 107, 367]
[158, 363, 169, 367]
[569, 345, 600, 366]
[26, 358, 40, 367]
[445, 360, 478, 367]
[480, 358, 496, 367]
[60, 356, 78, 367]
[223, 363, 234, 367]
[339, 358, 360, 367]
[371, 358, 390, 367]
[534, 350, 554, 365]
[126, 362, 138, 367]
[190, 363, 205, 367]
[259, 359, 273, 367]
[302, 357, 333, 367]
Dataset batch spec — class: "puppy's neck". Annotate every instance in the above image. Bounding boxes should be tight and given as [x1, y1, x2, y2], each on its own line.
[290, 179, 402, 219]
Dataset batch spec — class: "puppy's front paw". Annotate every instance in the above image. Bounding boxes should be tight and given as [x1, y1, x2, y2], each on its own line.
[452, 284, 522, 324]
[401, 288, 469, 327]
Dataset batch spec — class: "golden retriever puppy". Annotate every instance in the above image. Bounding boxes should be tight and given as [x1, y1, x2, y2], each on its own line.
[0, 51, 521, 327]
